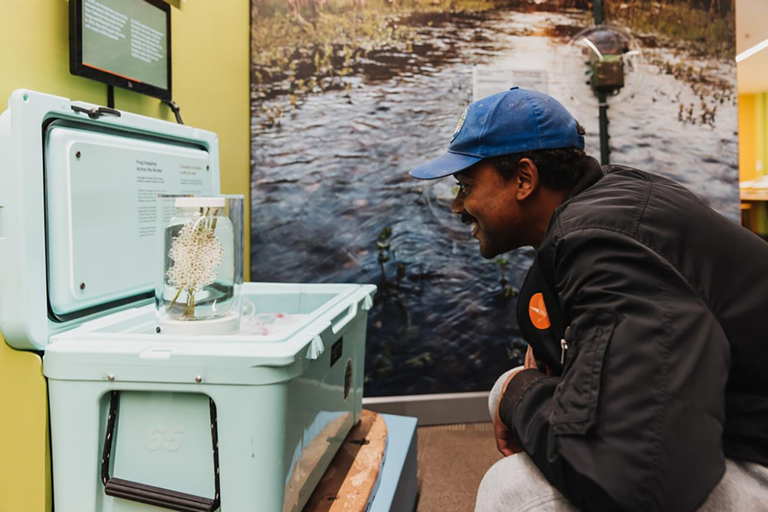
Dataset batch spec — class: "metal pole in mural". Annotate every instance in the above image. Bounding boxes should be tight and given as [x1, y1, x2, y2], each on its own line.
[586, 0, 631, 165]
[593, 0, 611, 165]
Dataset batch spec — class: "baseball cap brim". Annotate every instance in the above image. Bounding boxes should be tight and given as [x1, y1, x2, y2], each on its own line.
[409, 151, 483, 180]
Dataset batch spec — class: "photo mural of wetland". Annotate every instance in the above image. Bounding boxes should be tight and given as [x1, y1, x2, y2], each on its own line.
[250, 0, 738, 397]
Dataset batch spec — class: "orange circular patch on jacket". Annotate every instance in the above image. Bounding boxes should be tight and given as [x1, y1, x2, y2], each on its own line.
[529, 293, 551, 330]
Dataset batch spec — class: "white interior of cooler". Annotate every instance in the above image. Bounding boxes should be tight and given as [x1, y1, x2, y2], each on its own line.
[76, 283, 359, 341]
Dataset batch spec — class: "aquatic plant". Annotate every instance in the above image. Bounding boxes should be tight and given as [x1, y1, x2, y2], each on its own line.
[648, 54, 734, 127]
[677, 100, 718, 127]
[604, 0, 734, 59]
[507, 346, 522, 362]
[261, 104, 284, 128]
[494, 256, 509, 284]
[493, 257, 518, 298]
[376, 225, 393, 282]
[395, 262, 407, 286]
[405, 352, 432, 368]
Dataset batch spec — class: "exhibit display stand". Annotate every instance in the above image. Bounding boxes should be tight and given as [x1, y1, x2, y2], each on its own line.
[0, 89, 381, 512]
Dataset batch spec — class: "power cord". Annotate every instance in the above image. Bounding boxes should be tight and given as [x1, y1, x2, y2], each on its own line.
[163, 99, 184, 125]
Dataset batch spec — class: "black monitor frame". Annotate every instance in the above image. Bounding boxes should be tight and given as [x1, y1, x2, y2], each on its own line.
[70, 0, 172, 100]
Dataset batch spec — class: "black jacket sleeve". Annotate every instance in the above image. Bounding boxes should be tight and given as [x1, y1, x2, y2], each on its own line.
[500, 229, 730, 511]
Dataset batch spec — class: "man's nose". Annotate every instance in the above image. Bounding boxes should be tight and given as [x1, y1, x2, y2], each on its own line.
[451, 193, 463, 215]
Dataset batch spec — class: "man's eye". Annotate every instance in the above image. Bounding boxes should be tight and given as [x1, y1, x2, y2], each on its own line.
[455, 182, 469, 195]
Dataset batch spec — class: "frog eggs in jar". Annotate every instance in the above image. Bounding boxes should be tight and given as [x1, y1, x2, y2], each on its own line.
[156, 196, 240, 335]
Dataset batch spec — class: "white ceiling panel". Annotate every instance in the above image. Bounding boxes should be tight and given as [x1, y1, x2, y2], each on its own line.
[736, 0, 768, 93]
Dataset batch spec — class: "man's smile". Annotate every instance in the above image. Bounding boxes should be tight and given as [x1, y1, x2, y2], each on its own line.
[460, 212, 480, 238]
[461, 212, 477, 225]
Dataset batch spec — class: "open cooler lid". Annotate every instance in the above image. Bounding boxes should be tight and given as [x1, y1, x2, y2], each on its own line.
[0, 89, 220, 350]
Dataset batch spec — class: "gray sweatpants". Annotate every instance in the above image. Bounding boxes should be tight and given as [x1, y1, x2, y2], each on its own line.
[478, 369, 768, 511]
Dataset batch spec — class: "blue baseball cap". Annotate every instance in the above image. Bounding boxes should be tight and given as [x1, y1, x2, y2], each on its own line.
[409, 87, 585, 180]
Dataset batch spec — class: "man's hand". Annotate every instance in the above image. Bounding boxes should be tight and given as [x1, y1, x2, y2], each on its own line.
[494, 346, 543, 456]
[524, 344, 538, 370]
[525, 343, 552, 375]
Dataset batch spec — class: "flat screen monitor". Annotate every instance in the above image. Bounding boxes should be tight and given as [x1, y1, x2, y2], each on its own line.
[70, 0, 171, 100]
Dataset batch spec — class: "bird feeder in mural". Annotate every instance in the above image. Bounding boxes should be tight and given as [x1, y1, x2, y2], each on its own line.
[581, 27, 632, 96]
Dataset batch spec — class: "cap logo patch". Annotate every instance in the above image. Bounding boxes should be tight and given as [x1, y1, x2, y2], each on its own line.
[529, 293, 551, 330]
[451, 106, 468, 142]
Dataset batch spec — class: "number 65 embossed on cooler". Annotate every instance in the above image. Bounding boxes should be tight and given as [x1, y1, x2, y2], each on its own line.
[146, 425, 186, 451]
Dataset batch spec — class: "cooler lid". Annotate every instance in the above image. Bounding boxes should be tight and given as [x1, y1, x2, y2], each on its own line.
[0, 89, 220, 350]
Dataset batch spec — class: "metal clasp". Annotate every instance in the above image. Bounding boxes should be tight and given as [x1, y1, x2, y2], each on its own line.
[71, 105, 122, 120]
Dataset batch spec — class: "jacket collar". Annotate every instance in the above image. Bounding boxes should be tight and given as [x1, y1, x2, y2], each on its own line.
[542, 156, 604, 237]
[566, 156, 604, 200]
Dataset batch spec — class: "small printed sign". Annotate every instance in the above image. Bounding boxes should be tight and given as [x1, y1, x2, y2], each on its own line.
[472, 67, 548, 101]
[330, 337, 343, 367]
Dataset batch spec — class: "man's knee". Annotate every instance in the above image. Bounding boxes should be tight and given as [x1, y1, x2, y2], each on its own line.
[476, 455, 576, 512]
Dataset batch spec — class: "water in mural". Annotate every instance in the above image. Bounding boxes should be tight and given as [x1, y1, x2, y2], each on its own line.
[250, 0, 737, 397]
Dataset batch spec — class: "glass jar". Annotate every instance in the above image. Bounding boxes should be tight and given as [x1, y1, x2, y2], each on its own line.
[156, 196, 240, 334]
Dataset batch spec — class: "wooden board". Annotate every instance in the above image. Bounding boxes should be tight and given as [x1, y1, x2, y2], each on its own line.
[304, 410, 388, 512]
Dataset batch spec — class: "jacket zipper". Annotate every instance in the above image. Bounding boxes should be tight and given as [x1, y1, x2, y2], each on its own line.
[560, 326, 571, 365]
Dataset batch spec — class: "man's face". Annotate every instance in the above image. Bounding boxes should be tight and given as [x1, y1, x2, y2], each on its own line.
[451, 162, 528, 258]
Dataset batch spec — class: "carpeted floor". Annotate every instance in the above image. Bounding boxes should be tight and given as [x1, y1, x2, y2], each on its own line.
[415, 422, 503, 512]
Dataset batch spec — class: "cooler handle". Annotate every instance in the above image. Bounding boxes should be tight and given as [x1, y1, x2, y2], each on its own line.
[101, 391, 221, 512]
[331, 301, 358, 334]
[329, 287, 375, 334]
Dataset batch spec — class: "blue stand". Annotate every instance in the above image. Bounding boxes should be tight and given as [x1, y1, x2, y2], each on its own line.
[368, 414, 419, 512]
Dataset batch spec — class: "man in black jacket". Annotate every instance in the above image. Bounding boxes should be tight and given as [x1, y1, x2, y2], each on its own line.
[409, 87, 768, 511]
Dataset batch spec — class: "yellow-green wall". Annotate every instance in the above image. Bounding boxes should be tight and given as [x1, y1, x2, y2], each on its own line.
[0, 1, 250, 509]
[740, 92, 768, 182]
[0, 336, 51, 512]
[739, 94, 758, 181]
[759, 93, 768, 179]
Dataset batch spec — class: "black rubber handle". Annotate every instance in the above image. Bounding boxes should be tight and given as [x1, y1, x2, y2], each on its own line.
[101, 391, 221, 512]
[105, 478, 215, 512]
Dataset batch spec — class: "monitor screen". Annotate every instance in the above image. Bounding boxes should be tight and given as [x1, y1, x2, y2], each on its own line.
[70, 0, 171, 100]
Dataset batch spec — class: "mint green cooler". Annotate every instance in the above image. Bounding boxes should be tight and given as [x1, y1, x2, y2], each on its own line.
[0, 90, 375, 512]
[45, 282, 375, 512]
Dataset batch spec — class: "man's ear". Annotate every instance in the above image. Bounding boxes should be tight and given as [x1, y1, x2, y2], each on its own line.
[516, 158, 539, 201]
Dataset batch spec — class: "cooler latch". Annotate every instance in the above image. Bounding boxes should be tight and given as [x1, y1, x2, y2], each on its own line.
[71, 104, 122, 120]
